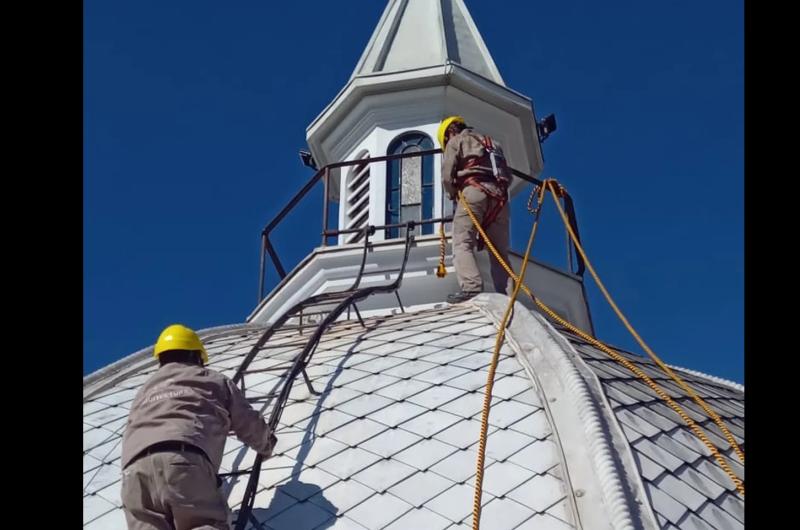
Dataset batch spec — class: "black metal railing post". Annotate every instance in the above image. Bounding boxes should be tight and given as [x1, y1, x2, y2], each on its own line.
[321, 167, 330, 247]
[258, 232, 266, 303]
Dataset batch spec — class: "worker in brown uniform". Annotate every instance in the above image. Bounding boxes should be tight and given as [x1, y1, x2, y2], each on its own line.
[120, 324, 277, 530]
[439, 116, 513, 303]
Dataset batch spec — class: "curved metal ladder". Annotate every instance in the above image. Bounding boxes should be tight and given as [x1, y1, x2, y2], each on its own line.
[226, 223, 419, 530]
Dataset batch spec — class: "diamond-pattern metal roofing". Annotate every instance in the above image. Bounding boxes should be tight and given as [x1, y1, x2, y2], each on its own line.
[84, 305, 571, 529]
[557, 325, 745, 529]
[83, 299, 744, 529]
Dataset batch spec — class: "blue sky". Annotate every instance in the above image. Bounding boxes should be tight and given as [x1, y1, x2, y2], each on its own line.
[84, 0, 743, 382]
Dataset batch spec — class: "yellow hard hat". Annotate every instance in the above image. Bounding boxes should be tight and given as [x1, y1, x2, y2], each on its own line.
[154, 324, 208, 364]
[437, 116, 466, 148]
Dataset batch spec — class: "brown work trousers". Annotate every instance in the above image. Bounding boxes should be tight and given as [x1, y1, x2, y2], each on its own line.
[121, 451, 229, 530]
[452, 186, 512, 294]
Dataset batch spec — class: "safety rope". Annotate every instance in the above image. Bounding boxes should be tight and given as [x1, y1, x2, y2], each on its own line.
[437, 219, 448, 278]
[471, 183, 547, 530]
[526, 183, 542, 216]
[457, 182, 744, 497]
[543, 180, 745, 465]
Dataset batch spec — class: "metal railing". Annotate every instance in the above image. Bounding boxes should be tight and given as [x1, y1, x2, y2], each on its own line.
[256, 147, 584, 303]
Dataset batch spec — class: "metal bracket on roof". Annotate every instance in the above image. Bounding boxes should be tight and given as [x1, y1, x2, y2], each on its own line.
[298, 308, 303, 336]
[395, 291, 405, 313]
[301, 366, 321, 396]
[352, 303, 365, 327]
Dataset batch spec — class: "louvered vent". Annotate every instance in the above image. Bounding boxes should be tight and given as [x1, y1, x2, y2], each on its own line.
[345, 152, 371, 243]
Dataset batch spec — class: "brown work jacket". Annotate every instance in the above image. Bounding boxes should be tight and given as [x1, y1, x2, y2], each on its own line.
[121, 361, 275, 471]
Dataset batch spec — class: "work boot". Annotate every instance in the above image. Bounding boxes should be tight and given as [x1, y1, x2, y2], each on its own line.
[447, 291, 481, 304]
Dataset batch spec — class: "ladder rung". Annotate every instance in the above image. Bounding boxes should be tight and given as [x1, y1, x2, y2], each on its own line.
[218, 469, 253, 478]
[307, 291, 354, 302]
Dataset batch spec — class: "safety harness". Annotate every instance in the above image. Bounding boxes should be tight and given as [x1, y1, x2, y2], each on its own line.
[458, 134, 511, 231]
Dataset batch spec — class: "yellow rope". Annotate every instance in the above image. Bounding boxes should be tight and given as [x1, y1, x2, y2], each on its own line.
[437, 219, 447, 278]
[533, 296, 745, 496]
[457, 182, 744, 497]
[543, 180, 744, 465]
[471, 183, 547, 530]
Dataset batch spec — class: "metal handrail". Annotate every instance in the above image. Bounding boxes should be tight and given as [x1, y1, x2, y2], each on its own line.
[257, 148, 439, 302]
[256, 147, 585, 302]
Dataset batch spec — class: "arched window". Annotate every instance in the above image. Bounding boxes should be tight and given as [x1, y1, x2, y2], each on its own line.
[386, 133, 434, 238]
